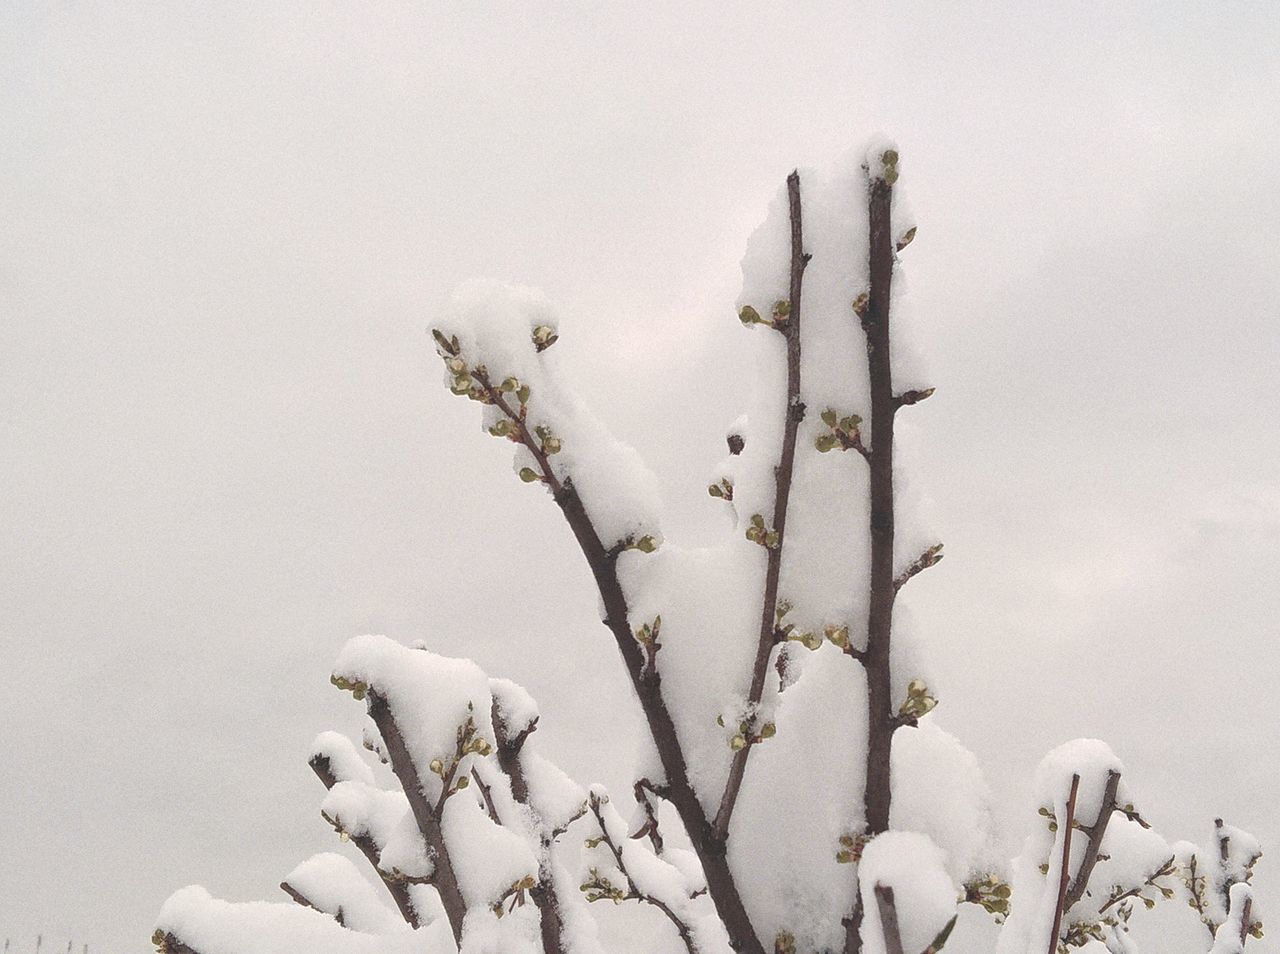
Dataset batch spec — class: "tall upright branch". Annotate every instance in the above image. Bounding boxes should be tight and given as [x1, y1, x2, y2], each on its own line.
[714, 169, 808, 840]
[308, 753, 420, 928]
[1047, 774, 1082, 954]
[861, 158, 899, 839]
[366, 692, 467, 944]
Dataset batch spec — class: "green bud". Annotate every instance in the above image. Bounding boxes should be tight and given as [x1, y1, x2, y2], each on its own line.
[456, 775, 469, 790]
[820, 408, 838, 427]
[516, 384, 531, 405]
[634, 535, 657, 553]
[429, 758, 444, 776]
[739, 305, 763, 325]
[500, 376, 519, 393]
[896, 226, 917, 252]
[532, 325, 559, 352]
[730, 734, 747, 751]
[815, 434, 837, 453]
[760, 722, 776, 739]
[881, 149, 899, 167]
[519, 467, 541, 483]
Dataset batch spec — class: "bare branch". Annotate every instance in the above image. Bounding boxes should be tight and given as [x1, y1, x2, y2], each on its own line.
[1047, 774, 1082, 954]
[874, 885, 906, 954]
[279, 881, 344, 927]
[472, 767, 501, 824]
[1064, 770, 1121, 910]
[714, 168, 808, 842]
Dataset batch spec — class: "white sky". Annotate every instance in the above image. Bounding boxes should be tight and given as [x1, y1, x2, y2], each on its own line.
[2, 2, 1278, 951]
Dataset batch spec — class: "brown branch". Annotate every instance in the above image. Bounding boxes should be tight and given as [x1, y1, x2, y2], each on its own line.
[308, 753, 420, 928]
[366, 691, 467, 945]
[589, 795, 698, 954]
[1047, 774, 1082, 954]
[1239, 895, 1254, 947]
[471, 356, 761, 952]
[893, 544, 943, 594]
[279, 881, 344, 927]
[861, 156, 902, 846]
[1097, 855, 1176, 915]
[492, 698, 567, 954]
[1064, 770, 1121, 910]
[472, 767, 501, 824]
[895, 387, 935, 408]
[714, 168, 808, 842]
[874, 885, 906, 954]
[633, 779, 666, 854]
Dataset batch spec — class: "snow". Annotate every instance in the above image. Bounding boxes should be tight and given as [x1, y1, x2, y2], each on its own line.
[441, 790, 539, 907]
[858, 831, 958, 954]
[333, 635, 495, 805]
[311, 731, 376, 786]
[891, 720, 994, 882]
[154, 886, 454, 954]
[282, 853, 407, 935]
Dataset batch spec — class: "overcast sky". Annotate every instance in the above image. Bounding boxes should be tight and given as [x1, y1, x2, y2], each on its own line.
[2, 2, 1278, 951]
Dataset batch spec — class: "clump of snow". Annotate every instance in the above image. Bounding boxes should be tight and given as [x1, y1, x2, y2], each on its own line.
[858, 831, 958, 954]
[155, 886, 453, 954]
[311, 731, 376, 786]
[434, 281, 662, 547]
[334, 635, 495, 804]
[282, 853, 407, 935]
[891, 720, 994, 882]
[728, 644, 865, 952]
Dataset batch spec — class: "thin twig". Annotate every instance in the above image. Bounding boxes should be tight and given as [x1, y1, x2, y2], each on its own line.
[714, 168, 808, 842]
[892, 544, 944, 594]
[279, 881, 345, 927]
[588, 795, 699, 954]
[1047, 774, 1082, 954]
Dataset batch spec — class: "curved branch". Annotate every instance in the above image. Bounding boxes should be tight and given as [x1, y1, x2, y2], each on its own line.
[715, 168, 808, 841]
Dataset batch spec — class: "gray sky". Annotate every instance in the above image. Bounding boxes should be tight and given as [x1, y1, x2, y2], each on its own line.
[2, 2, 1278, 951]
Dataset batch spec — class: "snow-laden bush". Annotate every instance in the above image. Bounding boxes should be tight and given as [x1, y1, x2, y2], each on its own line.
[154, 144, 1263, 954]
